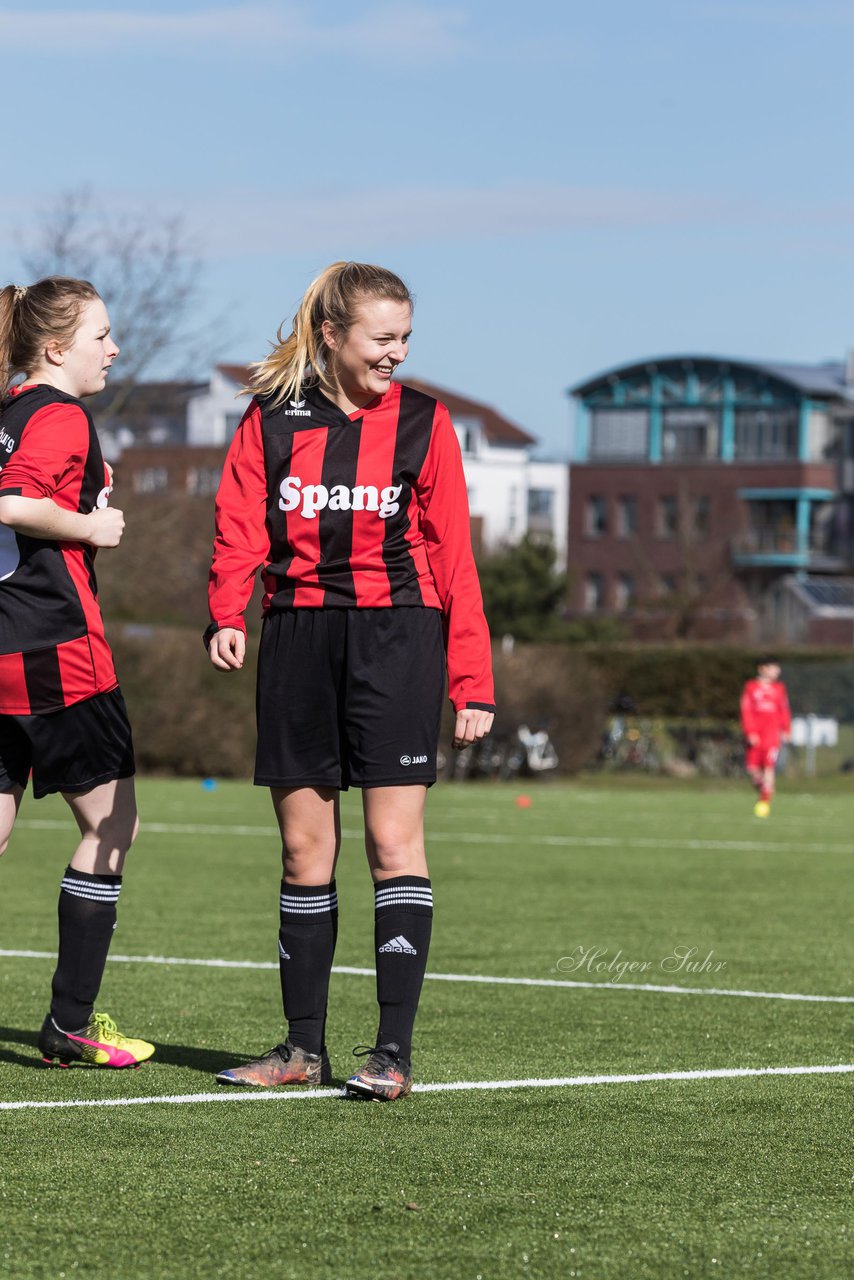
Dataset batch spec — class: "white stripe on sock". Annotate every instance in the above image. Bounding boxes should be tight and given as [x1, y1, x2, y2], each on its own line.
[279, 897, 338, 914]
[60, 881, 121, 902]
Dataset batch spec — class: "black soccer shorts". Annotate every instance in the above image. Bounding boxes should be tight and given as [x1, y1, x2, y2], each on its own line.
[0, 687, 136, 798]
[254, 607, 445, 790]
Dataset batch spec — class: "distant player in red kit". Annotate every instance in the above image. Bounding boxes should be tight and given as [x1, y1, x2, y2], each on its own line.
[740, 657, 791, 818]
[207, 262, 494, 1100]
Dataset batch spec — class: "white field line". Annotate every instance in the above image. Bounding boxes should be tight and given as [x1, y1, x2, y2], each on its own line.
[2, 949, 852, 1004]
[14, 817, 854, 855]
[1, 1063, 852, 1113]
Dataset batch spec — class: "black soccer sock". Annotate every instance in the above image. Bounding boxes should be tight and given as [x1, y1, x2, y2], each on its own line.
[278, 880, 338, 1055]
[373, 875, 433, 1063]
[49, 867, 122, 1031]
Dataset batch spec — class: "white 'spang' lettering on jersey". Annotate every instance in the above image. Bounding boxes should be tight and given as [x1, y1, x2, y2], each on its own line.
[278, 476, 403, 520]
[0, 428, 15, 454]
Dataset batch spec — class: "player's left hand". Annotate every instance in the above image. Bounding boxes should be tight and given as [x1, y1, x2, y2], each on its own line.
[452, 708, 494, 750]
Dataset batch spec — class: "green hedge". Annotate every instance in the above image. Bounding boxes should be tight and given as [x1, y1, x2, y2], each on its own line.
[107, 625, 854, 778]
[582, 645, 854, 721]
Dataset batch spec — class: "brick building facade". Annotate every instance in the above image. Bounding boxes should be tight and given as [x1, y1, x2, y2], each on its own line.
[568, 356, 854, 643]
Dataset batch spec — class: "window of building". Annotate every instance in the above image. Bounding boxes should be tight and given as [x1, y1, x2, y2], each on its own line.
[693, 495, 710, 536]
[589, 410, 648, 459]
[585, 495, 608, 536]
[186, 467, 222, 497]
[746, 499, 797, 552]
[661, 573, 678, 596]
[583, 572, 604, 612]
[657, 495, 678, 538]
[616, 495, 637, 537]
[527, 487, 555, 533]
[453, 416, 480, 456]
[133, 467, 169, 494]
[810, 502, 836, 555]
[661, 408, 719, 460]
[508, 484, 518, 534]
[614, 573, 635, 611]
[734, 408, 798, 460]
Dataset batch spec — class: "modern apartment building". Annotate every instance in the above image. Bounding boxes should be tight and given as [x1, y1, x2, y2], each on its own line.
[568, 354, 854, 642]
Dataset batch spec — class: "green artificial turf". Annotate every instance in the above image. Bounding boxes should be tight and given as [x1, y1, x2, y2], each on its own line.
[0, 778, 851, 1279]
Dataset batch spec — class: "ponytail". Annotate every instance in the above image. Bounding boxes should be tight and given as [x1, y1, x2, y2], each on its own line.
[0, 276, 99, 395]
[0, 286, 15, 394]
[246, 261, 412, 407]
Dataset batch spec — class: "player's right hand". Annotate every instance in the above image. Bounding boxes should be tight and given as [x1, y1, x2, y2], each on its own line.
[85, 507, 125, 547]
[208, 627, 246, 671]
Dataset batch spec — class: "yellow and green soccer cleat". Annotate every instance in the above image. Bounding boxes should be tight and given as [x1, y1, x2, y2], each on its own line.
[38, 1011, 155, 1068]
[753, 800, 771, 819]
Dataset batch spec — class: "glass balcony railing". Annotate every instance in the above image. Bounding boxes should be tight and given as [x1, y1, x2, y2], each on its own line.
[731, 530, 844, 566]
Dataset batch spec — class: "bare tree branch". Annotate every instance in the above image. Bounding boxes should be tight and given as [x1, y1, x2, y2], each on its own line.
[20, 187, 233, 423]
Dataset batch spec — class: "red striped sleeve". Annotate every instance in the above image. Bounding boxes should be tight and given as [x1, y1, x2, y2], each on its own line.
[0, 404, 89, 501]
[209, 402, 271, 632]
[417, 404, 494, 711]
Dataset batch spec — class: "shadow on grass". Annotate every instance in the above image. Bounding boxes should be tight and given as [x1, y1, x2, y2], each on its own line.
[0, 1025, 254, 1075]
[0, 1025, 41, 1068]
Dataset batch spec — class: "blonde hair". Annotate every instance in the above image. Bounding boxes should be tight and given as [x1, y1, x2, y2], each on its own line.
[0, 276, 99, 395]
[247, 261, 412, 406]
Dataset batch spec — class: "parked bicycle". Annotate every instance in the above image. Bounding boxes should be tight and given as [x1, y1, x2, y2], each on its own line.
[441, 722, 559, 781]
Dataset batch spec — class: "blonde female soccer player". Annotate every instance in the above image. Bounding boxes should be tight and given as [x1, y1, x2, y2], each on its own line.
[207, 261, 494, 1099]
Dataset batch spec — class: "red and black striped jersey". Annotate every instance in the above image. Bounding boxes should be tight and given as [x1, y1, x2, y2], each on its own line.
[209, 380, 495, 711]
[0, 384, 118, 715]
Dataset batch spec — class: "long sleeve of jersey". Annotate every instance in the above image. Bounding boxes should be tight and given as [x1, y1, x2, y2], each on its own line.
[0, 403, 90, 502]
[739, 683, 756, 736]
[417, 405, 495, 712]
[208, 402, 270, 634]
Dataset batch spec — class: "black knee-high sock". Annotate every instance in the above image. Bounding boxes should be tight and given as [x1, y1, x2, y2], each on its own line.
[278, 881, 338, 1055]
[374, 875, 433, 1062]
[50, 867, 122, 1031]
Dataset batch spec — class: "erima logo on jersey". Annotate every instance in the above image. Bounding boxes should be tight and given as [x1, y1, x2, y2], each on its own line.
[279, 476, 403, 519]
[284, 399, 311, 416]
[400, 754, 428, 766]
[379, 935, 417, 955]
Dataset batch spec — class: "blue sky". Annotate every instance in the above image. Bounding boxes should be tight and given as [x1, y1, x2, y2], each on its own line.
[2, 0, 853, 456]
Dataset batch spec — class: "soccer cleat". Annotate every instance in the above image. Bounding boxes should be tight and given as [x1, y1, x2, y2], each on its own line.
[215, 1040, 331, 1087]
[345, 1042, 412, 1101]
[38, 1011, 154, 1068]
[754, 800, 771, 818]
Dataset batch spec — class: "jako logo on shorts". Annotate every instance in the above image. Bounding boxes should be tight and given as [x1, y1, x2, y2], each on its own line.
[279, 476, 403, 519]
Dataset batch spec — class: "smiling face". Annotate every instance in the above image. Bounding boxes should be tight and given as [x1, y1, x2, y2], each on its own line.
[44, 295, 120, 399]
[323, 296, 411, 413]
